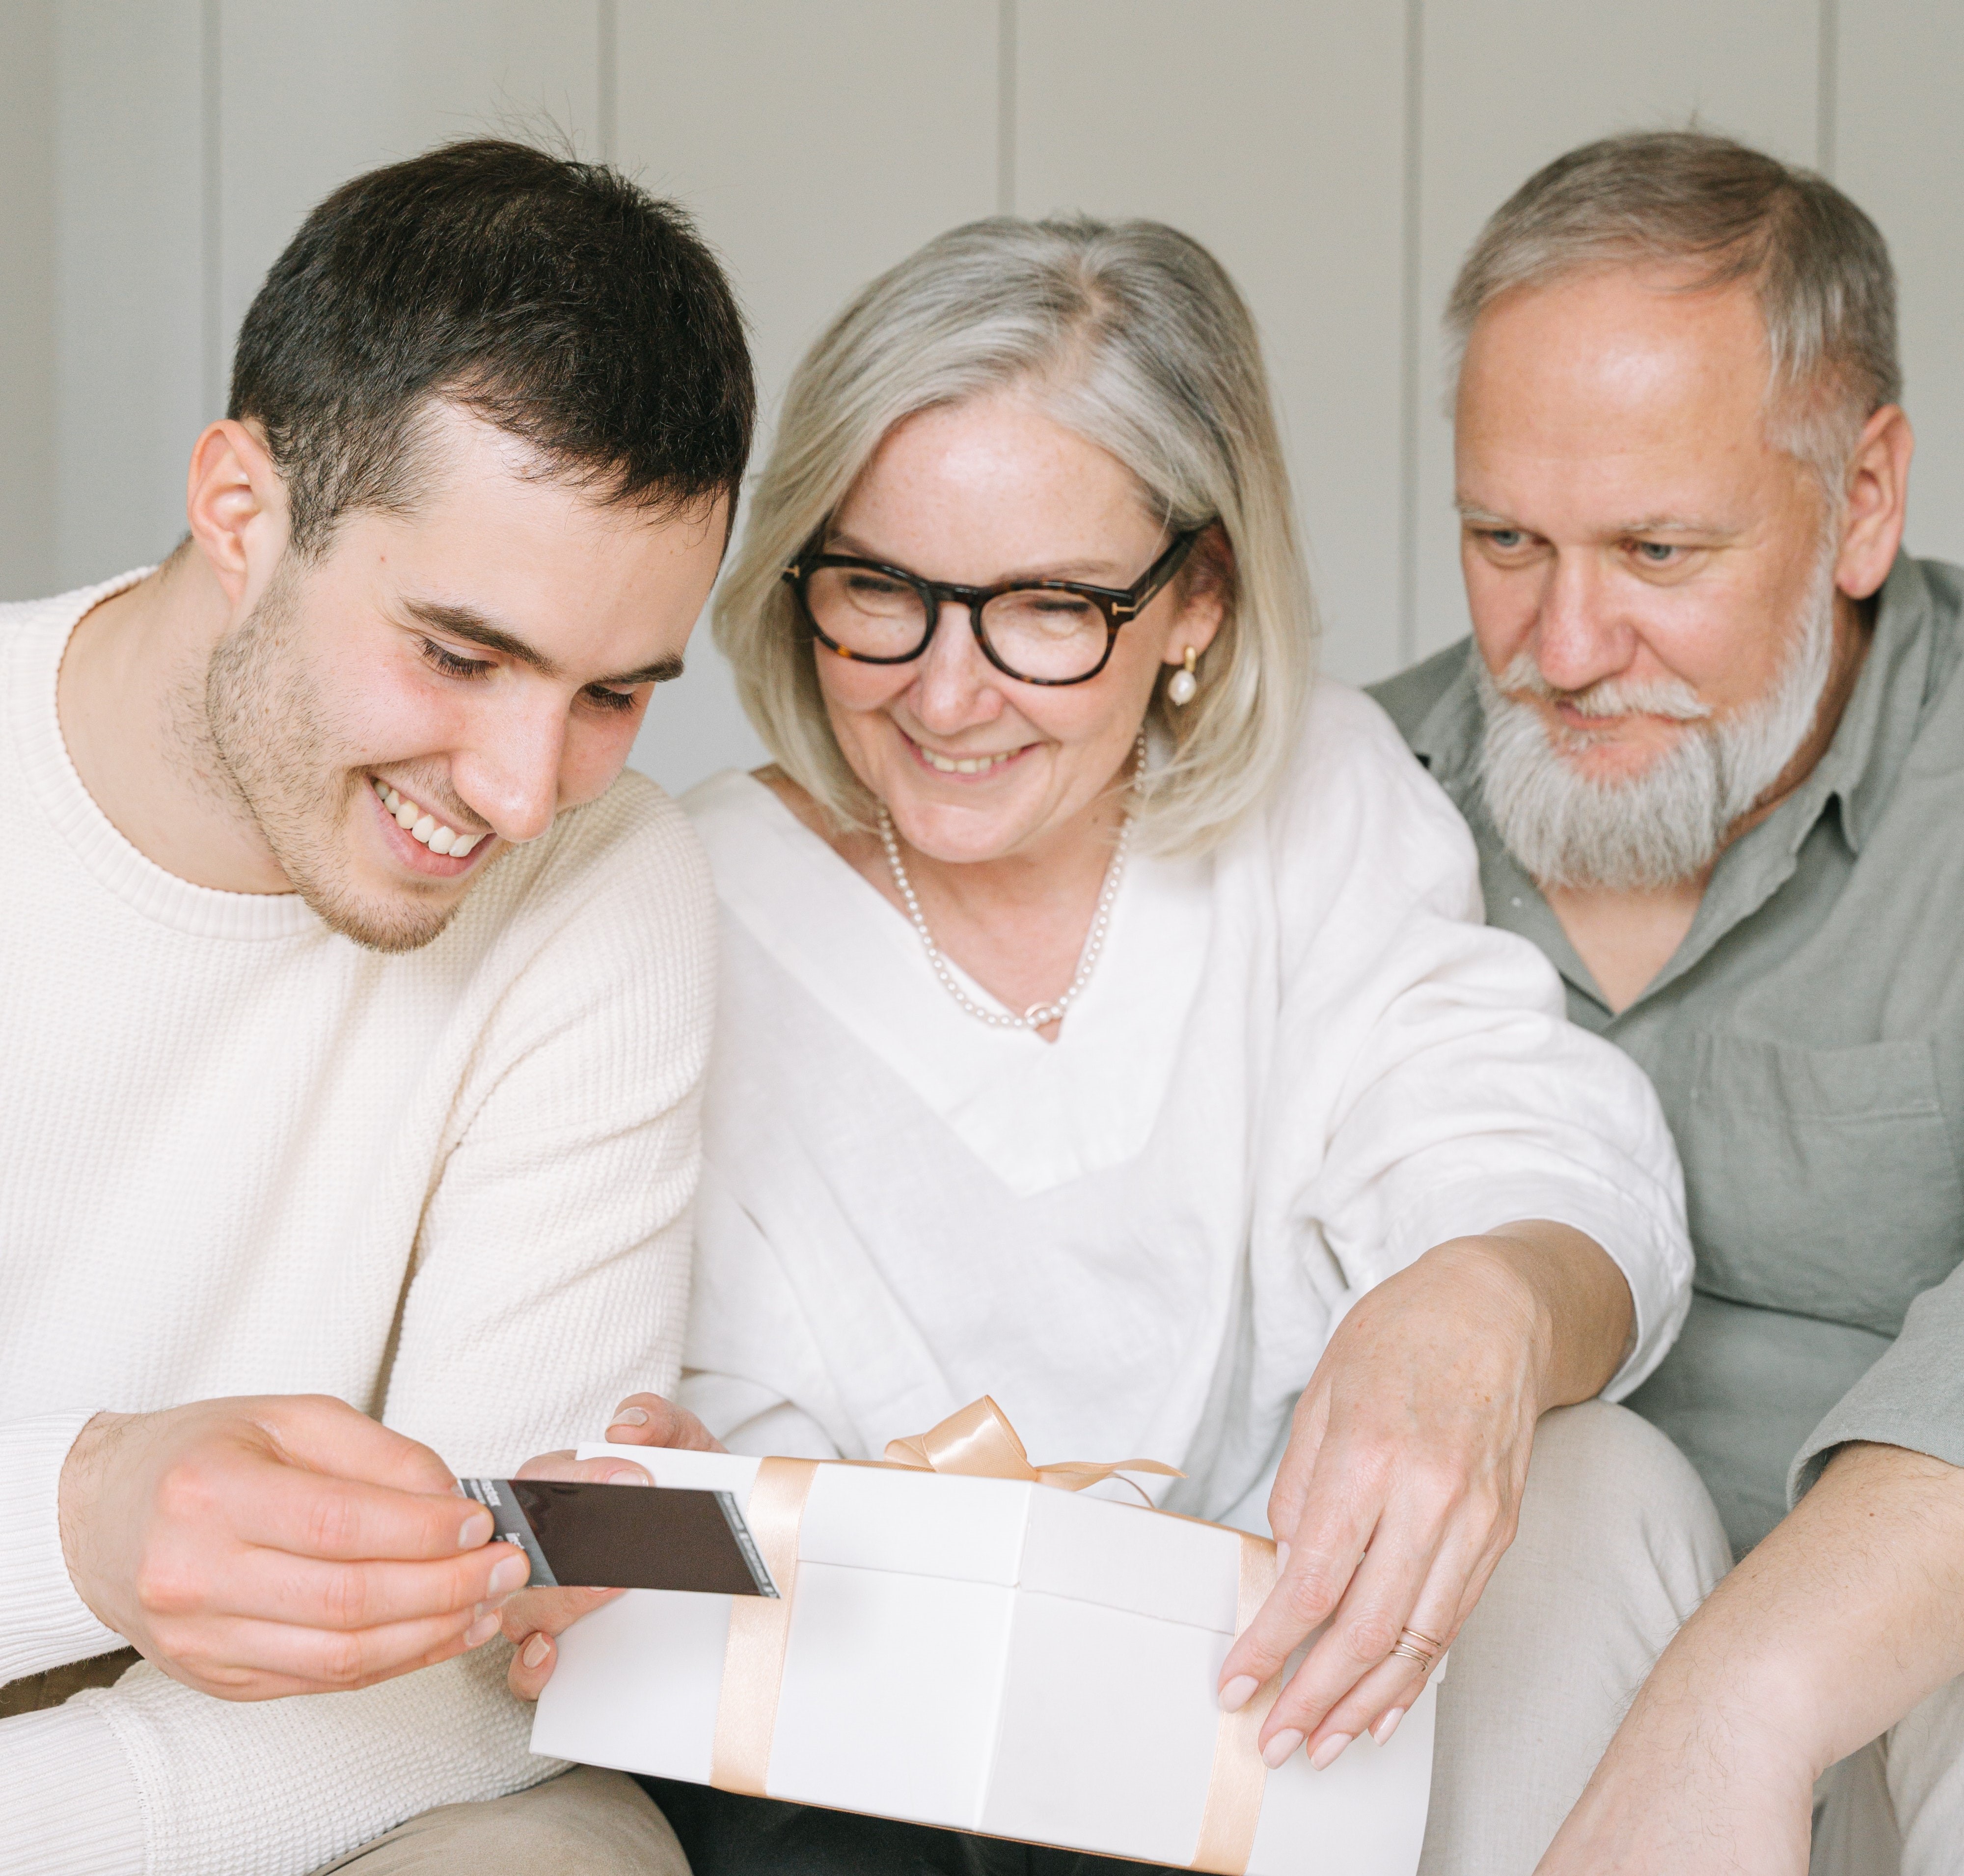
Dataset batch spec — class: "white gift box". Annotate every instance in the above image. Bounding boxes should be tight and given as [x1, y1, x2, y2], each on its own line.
[532, 1437, 1436, 1874]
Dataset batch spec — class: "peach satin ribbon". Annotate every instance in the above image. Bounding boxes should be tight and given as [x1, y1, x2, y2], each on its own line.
[708, 1398, 1279, 1874]
[880, 1394, 1185, 1495]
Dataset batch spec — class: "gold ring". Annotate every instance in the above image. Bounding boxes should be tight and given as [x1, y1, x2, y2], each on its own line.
[1388, 1627, 1443, 1670]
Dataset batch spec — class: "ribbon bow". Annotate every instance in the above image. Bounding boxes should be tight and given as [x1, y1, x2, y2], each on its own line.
[881, 1395, 1185, 1496]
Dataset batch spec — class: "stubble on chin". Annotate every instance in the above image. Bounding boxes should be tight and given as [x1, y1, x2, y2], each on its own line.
[202, 569, 471, 954]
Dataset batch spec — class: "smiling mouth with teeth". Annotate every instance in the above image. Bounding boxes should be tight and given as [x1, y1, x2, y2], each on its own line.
[915, 744, 1019, 775]
[369, 777, 486, 856]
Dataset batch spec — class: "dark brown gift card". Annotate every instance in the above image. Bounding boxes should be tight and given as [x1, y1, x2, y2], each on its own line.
[459, 1478, 778, 1596]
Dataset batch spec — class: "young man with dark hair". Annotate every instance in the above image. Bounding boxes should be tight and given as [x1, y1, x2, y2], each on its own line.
[0, 139, 753, 1875]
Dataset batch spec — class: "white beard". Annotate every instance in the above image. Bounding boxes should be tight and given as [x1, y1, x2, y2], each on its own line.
[1473, 549, 1838, 891]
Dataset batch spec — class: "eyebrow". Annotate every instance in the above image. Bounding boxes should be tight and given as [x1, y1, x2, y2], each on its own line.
[1456, 503, 1741, 540]
[824, 531, 1129, 585]
[403, 599, 684, 688]
[1611, 514, 1743, 539]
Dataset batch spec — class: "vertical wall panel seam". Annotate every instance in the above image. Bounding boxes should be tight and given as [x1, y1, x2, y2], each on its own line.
[1816, 0, 1838, 177]
[598, 0, 618, 165]
[997, 0, 1017, 216]
[200, 0, 222, 418]
[1396, 0, 1424, 664]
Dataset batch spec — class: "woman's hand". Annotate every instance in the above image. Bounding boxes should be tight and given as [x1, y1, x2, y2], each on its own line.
[504, 1393, 723, 1702]
[1216, 1222, 1631, 1768]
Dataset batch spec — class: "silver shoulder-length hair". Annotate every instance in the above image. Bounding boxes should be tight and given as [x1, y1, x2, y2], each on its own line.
[711, 214, 1317, 856]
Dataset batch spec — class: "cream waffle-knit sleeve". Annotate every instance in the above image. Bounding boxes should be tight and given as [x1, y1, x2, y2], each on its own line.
[0, 1411, 127, 1685]
[46, 787, 716, 1876]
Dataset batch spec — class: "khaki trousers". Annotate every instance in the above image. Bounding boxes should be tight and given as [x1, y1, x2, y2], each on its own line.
[1810, 1676, 1964, 1876]
[1420, 1399, 1734, 1875]
[309, 1766, 686, 1876]
[3, 1657, 683, 1876]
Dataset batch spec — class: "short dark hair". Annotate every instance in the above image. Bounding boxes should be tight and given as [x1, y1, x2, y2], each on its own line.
[228, 138, 755, 555]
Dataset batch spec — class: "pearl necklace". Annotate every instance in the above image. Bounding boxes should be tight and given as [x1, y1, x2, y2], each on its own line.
[878, 733, 1146, 1033]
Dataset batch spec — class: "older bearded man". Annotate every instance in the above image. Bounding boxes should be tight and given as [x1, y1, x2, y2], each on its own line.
[1374, 132, 1964, 1874]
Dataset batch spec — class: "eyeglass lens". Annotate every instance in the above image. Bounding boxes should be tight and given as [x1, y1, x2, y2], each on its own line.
[804, 566, 1109, 682]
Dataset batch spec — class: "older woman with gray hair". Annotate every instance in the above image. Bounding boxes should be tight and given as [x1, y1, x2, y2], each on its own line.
[565, 217, 1729, 1873]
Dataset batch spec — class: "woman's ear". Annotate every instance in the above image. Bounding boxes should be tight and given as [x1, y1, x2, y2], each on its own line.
[1164, 522, 1234, 664]
[184, 418, 290, 608]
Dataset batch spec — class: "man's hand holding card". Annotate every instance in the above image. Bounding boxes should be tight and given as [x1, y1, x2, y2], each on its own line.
[56, 1394, 536, 1701]
[499, 1392, 723, 1702]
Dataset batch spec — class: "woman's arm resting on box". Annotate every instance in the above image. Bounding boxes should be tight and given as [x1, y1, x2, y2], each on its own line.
[501, 1393, 721, 1702]
[1535, 1439, 1964, 1876]
[1217, 1220, 1631, 1767]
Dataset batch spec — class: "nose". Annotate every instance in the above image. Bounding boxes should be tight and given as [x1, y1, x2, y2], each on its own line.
[906, 599, 1004, 733]
[1530, 551, 1637, 693]
[448, 695, 567, 844]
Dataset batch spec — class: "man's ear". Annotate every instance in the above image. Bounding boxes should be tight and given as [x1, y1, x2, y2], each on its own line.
[184, 419, 290, 607]
[1835, 404, 1914, 602]
[1163, 522, 1234, 664]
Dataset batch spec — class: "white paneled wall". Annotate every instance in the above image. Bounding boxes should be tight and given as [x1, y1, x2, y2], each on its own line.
[1838, 3, 1964, 582]
[4, 1, 1963, 794]
[0, 0, 55, 599]
[51, 2, 204, 586]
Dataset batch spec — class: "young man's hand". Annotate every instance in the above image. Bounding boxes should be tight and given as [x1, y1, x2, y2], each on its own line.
[503, 1392, 722, 1702]
[58, 1394, 529, 1700]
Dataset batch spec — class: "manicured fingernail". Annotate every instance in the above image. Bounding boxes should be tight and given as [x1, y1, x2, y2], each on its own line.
[459, 1510, 492, 1549]
[1261, 1729, 1305, 1769]
[1275, 1542, 1289, 1571]
[522, 1631, 551, 1670]
[609, 1407, 650, 1428]
[489, 1553, 532, 1594]
[464, 1612, 500, 1647]
[1309, 1731, 1354, 1770]
[601, 1462, 651, 1486]
[1219, 1675, 1260, 1713]
[1371, 1707, 1405, 1744]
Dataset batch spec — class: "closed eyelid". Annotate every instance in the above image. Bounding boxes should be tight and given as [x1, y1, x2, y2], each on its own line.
[419, 635, 494, 669]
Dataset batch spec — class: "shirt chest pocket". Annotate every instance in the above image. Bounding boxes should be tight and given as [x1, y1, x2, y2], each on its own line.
[1677, 1032, 1964, 1336]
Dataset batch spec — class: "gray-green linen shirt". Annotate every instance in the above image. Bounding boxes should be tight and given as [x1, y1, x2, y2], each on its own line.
[1371, 553, 1964, 1554]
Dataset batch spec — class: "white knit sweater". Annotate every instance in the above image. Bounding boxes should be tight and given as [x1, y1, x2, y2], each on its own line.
[0, 575, 714, 1876]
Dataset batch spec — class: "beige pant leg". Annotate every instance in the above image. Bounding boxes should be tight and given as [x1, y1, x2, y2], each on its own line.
[1814, 1674, 1964, 1876]
[1811, 1744, 1900, 1876]
[1884, 1674, 1964, 1876]
[1418, 1399, 1733, 1876]
[309, 1766, 687, 1876]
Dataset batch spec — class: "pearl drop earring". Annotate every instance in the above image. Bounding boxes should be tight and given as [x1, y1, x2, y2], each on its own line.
[1168, 646, 1200, 706]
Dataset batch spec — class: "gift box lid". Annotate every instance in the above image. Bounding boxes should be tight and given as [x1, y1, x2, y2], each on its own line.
[576, 1443, 1243, 1633]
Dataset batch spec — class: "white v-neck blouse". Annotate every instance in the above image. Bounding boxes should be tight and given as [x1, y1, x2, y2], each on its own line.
[679, 681, 1691, 1524]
